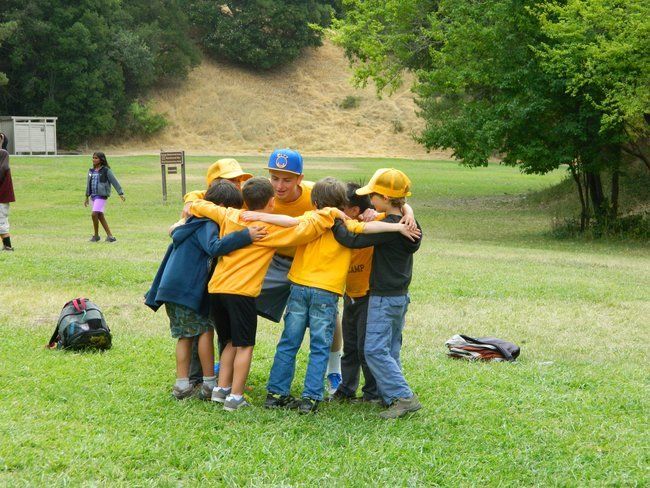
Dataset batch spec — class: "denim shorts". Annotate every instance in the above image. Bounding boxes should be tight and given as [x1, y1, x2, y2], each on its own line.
[165, 302, 214, 338]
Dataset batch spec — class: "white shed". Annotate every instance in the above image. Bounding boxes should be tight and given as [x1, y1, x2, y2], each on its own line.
[0, 116, 58, 155]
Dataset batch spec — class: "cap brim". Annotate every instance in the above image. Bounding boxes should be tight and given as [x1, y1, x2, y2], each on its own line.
[268, 168, 302, 176]
[355, 185, 373, 195]
[220, 170, 253, 180]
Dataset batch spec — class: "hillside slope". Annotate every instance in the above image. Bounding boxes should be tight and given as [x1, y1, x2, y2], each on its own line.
[106, 41, 449, 158]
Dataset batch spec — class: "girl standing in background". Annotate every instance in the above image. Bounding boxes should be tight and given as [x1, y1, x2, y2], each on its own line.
[84, 151, 125, 242]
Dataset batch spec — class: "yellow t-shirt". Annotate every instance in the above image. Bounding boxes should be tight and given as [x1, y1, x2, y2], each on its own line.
[190, 201, 336, 297]
[345, 248, 374, 298]
[344, 213, 385, 298]
[288, 219, 365, 296]
[273, 181, 314, 258]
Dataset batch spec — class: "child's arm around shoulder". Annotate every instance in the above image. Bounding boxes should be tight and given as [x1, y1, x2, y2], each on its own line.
[182, 189, 207, 217]
[332, 218, 421, 248]
[253, 208, 339, 248]
[198, 220, 254, 257]
[241, 211, 299, 227]
[189, 199, 228, 226]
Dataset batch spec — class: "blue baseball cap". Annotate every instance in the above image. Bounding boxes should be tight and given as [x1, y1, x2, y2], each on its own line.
[267, 148, 303, 175]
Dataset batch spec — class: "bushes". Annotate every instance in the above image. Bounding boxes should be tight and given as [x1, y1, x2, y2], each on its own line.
[124, 102, 168, 137]
[189, 0, 334, 69]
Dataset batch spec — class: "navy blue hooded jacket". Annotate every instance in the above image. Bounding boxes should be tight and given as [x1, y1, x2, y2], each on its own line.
[145, 217, 251, 316]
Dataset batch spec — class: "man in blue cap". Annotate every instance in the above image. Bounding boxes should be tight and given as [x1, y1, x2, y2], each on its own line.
[255, 149, 343, 393]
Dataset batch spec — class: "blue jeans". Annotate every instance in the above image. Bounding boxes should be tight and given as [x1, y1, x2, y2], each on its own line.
[365, 294, 413, 404]
[266, 284, 338, 401]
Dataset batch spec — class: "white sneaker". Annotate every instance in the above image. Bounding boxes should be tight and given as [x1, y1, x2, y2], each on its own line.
[223, 395, 251, 411]
[211, 387, 230, 403]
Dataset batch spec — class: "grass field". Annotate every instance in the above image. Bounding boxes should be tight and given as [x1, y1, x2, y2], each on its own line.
[0, 155, 648, 486]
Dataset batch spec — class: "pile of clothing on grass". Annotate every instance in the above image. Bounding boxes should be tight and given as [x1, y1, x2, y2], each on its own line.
[445, 334, 520, 362]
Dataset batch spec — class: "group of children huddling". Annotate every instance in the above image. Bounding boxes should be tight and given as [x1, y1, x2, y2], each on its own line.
[146, 149, 423, 419]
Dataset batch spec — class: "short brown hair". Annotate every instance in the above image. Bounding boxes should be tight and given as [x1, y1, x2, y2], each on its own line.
[242, 177, 275, 210]
[389, 197, 406, 208]
[311, 177, 348, 210]
[205, 179, 243, 209]
[370, 192, 406, 209]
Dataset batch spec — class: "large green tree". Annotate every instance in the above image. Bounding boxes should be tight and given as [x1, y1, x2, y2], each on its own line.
[189, 0, 334, 69]
[0, 21, 17, 86]
[0, 0, 199, 146]
[334, 0, 650, 229]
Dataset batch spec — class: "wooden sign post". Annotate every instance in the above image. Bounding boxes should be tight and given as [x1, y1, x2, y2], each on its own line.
[160, 150, 186, 202]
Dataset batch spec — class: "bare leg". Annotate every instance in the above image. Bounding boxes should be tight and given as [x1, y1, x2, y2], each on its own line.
[91, 212, 100, 237]
[231, 345, 254, 396]
[175, 338, 193, 378]
[218, 342, 235, 388]
[197, 329, 215, 377]
[97, 212, 112, 237]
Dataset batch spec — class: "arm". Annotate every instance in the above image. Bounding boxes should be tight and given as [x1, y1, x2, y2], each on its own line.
[333, 219, 409, 249]
[198, 222, 253, 257]
[107, 169, 124, 196]
[85, 171, 91, 197]
[254, 210, 336, 248]
[189, 199, 227, 226]
[345, 219, 421, 240]
[400, 203, 416, 231]
[241, 211, 299, 227]
[182, 190, 206, 217]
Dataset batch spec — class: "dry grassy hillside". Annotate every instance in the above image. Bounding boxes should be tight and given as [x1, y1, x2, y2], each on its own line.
[107, 41, 449, 158]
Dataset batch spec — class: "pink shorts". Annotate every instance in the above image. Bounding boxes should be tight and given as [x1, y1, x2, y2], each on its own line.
[91, 197, 107, 213]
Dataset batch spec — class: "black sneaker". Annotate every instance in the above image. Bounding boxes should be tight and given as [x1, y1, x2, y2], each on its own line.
[106, 236, 117, 242]
[89, 235, 100, 242]
[297, 397, 320, 415]
[264, 392, 298, 409]
[329, 389, 356, 403]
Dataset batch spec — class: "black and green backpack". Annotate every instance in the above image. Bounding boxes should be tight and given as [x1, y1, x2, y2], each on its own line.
[48, 298, 112, 350]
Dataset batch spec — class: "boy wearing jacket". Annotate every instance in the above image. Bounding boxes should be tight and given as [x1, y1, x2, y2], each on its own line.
[332, 169, 423, 419]
[145, 181, 265, 400]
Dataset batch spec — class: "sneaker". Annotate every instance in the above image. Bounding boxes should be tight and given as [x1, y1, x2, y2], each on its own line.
[264, 392, 299, 409]
[2, 245, 14, 251]
[378, 394, 422, 419]
[297, 397, 320, 415]
[223, 395, 251, 411]
[89, 235, 101, 242]
[211, 387, 231, 403]
[328, 389, 356, 403]
[326, 373, 342, 395]
[172, 384, 195, 400]
[106, 236, 117, 242]
[196, 383, 215, 401]
[358, 394, 384, 406]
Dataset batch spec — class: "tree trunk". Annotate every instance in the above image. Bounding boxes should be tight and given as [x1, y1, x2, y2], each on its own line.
[586, 171, 608, 226]
[569, 162, 588, 231]
[610, 169, 619, 218]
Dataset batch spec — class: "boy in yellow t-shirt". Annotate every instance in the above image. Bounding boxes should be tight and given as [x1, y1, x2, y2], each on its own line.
[189, 177, 336, 410]
[242, 177, 421, 414]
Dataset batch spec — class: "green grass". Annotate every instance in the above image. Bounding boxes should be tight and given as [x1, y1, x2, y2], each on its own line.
[0, 155, 648, 486]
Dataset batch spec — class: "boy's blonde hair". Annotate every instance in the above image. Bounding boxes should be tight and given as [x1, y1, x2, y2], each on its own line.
[311, 177, 348, 210]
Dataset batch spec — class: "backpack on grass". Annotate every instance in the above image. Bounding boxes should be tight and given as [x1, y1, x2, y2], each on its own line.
[48, 298, 112, 350]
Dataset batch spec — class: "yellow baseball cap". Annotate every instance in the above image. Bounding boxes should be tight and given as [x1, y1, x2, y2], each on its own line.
[356, 168, 412, 198]
[206, 158, 253, 186]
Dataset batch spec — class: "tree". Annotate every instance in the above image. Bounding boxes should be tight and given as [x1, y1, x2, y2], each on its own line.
[0, 21, 17, 86]
[334, 0, 650, 230]
[189, 0, 334, 69]
[0, 0, 199, 146]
